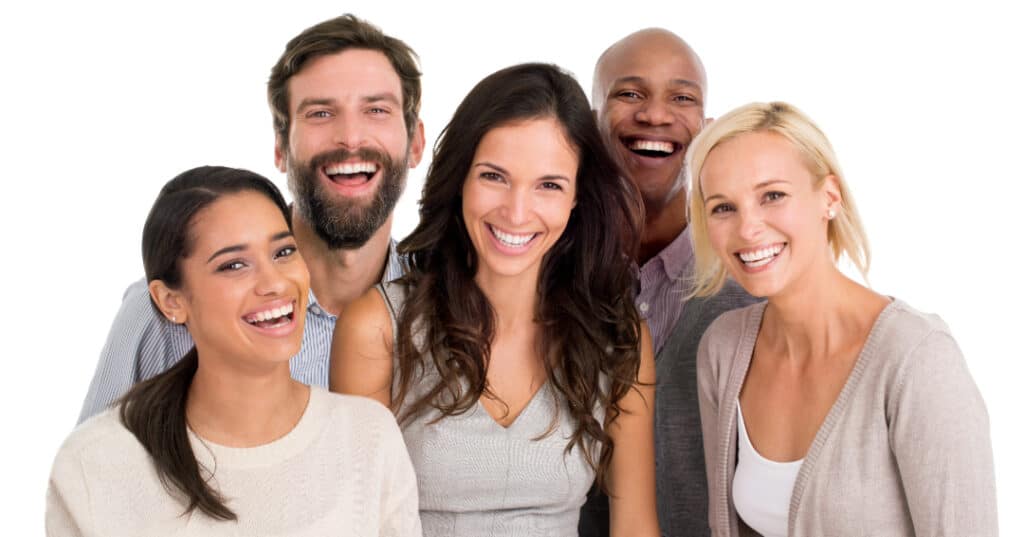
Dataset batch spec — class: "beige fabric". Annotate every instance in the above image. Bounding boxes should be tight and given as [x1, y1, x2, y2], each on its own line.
[47, 387, 421, 536]
[697, 300, 997, 536]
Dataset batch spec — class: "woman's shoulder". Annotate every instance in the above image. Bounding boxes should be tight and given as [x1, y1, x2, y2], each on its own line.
[316, 388, 399, 434]
[700, 300, 766, 354]
[51, 407, 148, 475]
[870, 299, 959, 365]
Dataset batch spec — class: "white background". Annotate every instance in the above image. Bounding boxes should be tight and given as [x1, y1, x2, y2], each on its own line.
[2, 0, 1020, 533]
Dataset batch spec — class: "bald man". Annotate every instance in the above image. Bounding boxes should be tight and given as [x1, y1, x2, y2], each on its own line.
[579, 29, 758, 537]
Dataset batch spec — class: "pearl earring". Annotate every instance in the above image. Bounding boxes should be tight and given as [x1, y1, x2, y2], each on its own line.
[171, 316, 177, 323]
[827, 209, 836, 220]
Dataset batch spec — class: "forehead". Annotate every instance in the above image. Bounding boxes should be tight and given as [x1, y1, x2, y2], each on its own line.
[286, 49, 403, 108]
[474, 119, 579, 176]
[598, 33, 704, 92]
[702, 131, 812, 189]
[188, 192, 289, 255]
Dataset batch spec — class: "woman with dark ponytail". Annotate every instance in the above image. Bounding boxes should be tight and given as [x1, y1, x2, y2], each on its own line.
[46, 166, 421, 536]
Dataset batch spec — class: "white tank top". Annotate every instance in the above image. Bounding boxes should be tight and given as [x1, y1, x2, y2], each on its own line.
[733, 400, 803, 537]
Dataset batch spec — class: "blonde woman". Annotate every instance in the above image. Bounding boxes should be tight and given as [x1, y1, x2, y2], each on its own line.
[687, 102, 997, 536]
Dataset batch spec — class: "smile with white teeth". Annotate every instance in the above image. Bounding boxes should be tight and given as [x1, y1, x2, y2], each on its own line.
[737, 243, 785, 268]
[627, 138, 676, 155]
[324, 161, 379, 183]
[244, 302, 295, 327]
[489, 225, 537, 248]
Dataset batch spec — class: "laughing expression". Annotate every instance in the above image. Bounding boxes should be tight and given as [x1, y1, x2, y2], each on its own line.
[594, 30, 706, 212]
[700, 131, 836, 298]
[276, 49, 424, 249]
[175, 191, 310, 368]
[461, 117, 578, 287]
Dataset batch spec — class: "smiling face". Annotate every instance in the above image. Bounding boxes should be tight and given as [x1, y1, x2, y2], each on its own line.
[461, 117, 579, 287]
[700, 131, 839, 298]
[168, 191, 310, 368]
[276, 49, 425, 249]
[594, 29, 706, 213]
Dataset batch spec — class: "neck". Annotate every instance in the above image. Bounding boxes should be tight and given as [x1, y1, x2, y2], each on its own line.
[639, 190, 688, 264]
[186, 355, 308, 447]
[475, 269, 540, 335]
[760, 254, 882, 366]
[292, 208, 393, 316]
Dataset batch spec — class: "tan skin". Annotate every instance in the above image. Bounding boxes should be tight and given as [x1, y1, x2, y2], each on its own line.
[274, 49, 426, 316]
[593, 29, 708, 263]
[700, 131, 890, 461]
[331, 119, 660, 536]
[149, 192, 312, 447]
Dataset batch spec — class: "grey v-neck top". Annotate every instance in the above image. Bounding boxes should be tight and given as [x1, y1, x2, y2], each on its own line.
[697, 299, 997, 536]
[378, 282, 600, 537]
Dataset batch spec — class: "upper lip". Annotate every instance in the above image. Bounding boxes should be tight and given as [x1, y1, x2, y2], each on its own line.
[241, 298, 297, 321]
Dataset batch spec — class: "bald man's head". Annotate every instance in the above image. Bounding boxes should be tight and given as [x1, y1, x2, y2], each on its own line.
[592, 28, 707, 216]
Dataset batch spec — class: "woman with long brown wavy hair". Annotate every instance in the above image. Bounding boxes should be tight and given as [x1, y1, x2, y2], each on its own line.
[331, 63, 659, 536]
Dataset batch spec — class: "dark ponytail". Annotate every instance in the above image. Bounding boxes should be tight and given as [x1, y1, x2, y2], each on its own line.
[117, 166, 290, 520]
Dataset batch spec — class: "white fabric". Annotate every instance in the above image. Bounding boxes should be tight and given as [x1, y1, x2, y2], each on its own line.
[47, 387, 422, 536]
[732, 400, 802, 537]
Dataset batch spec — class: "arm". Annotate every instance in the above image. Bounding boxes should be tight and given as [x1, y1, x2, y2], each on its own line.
[376, 405, 422, 537]
[607, 322, 660, 537]
[46, 448, 89, 537]
[329, 287, 396, 407]
[77, 279, 193, 423]
[889, 330, 998, 536]
[696, 328, 722, 533]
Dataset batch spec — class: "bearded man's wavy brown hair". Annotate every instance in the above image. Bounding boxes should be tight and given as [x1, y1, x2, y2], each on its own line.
[394, 63, 643, 490]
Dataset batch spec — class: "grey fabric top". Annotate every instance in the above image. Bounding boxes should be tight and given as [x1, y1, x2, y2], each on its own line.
[578, 279, 758, 537]
[378, 282, 599, 537]
[698, 299, 998, 537]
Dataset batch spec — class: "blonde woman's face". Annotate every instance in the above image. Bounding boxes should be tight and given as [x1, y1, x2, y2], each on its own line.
[698, 131, 835, 298]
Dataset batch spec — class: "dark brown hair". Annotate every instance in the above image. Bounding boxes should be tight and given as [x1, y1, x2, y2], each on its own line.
[267, 14, 421, 147]
[119, 166, 291, 521]
[394, 63, 644, 490]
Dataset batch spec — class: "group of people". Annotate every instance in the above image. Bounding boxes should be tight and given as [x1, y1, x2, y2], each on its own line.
[47, 13, 997, 537]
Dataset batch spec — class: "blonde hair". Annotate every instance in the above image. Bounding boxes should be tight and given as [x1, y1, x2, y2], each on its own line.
[685, 101, 870, 297]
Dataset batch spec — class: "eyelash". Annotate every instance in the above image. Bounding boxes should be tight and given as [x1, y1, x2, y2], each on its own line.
[540, 181, 564, 191]
[275, 245, 297, 259]
[764, 191, 786, 202]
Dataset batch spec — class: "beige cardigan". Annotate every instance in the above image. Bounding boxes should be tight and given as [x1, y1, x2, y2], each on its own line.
[697, 300, 997, 536]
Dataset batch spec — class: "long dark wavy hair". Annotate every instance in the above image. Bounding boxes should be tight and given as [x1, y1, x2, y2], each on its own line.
[394, 63, 644, 489]
[118, 166, 291, 521]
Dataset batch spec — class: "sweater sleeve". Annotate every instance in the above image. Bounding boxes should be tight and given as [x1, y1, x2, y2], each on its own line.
[46, 448, 90, 537]
[378, 414, 422, 537]
[888, 329, 998, 536]
[696, 327, 722, 534]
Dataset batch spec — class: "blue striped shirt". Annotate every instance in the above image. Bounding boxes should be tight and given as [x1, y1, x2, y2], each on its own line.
[77, 240, 406, 423]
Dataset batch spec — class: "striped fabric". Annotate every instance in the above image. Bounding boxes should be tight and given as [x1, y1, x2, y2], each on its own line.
[76, 240, 406, 424]
[636, 227, 696, 354]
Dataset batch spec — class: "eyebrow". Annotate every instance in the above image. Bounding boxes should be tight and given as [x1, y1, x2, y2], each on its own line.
[474, 162, 571, 182]
[206, 230, 294, 263]
[611, 76, 703, 90]
[295, 92, 401, 113]
[703, 179, 791, 204]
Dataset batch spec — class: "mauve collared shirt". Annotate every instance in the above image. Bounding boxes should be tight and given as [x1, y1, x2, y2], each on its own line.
[637, 226, 695, 354]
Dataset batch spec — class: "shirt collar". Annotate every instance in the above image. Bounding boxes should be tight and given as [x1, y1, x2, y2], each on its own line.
[306, 238, 403, 319]
[647, 226, 695, 281]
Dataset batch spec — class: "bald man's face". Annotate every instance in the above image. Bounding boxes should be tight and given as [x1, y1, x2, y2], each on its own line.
[594, 35, 706, 213]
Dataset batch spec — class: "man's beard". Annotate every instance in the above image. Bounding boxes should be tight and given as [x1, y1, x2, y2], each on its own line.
[288, 146, 408, 250]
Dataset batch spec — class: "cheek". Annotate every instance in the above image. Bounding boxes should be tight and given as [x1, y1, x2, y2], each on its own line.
[706, 218, 733, 255]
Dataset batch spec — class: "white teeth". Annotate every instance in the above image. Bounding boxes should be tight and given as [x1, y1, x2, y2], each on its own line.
[738, 244, 784, 265]
[490, 226, 536, 247]
[246, 302, 294, 324]
[325, 162, 379, 175]
[629, 139, 674, 154]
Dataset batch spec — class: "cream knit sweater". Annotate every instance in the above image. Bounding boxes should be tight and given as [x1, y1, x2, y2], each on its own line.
[46, 387, 422, 536]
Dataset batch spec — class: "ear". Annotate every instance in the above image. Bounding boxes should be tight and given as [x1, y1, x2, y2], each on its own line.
[408, 119, 426, 168]
[822, 174, 843, 216]
[149, 280, 189, 325]
[274, 134, 288, 173]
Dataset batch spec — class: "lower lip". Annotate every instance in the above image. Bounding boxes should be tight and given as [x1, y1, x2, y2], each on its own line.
[487, 226, 537, 256]
[622, 145, 679, 168]
[322, 169, 379, 196]
[737, 246, 785, 274]
[243, 309, 299, 338]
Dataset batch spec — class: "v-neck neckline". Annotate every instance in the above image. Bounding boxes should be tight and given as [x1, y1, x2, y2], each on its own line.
[477, 378, 550, 430]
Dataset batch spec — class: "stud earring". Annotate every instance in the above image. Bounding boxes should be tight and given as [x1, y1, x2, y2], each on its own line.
[171, 316, 177, 323]
[827, 209, 836, 220]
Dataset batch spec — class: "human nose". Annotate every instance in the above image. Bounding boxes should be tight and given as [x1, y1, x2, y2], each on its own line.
[331, 112, 366, 149]
[635, 99, 674, 126]
[501, 187, 530, 227]
[737, 207, 765, 241]
[254, 260, 288, 296]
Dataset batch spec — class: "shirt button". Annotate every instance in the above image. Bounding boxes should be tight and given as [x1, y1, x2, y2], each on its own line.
[310, 305, 322, 316]
[639, 302, 649, 313]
